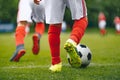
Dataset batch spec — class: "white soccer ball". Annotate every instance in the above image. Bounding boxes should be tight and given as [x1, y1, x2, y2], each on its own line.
[77, 44, 92, 68]
[67, 44, 92, 68]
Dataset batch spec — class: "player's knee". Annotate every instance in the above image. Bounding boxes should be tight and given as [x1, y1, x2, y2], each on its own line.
[50, 24, 62, 27]
[17, 21, 28, 27]
[81, 17, 88, 25]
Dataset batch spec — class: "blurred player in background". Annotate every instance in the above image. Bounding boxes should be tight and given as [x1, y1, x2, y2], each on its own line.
[34, 0, 88, 72]
[98, 12, 107, 35]
[61, 21, 67, 32]
[10, 0, 45, 62]
[114, 16, 120, 34]
[25, 24, 30, 35]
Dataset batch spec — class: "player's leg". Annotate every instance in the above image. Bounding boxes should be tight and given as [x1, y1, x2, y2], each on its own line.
[70, 17, 88, 43]
[64, 17, 88, 67]
[99, 20, 107, 35]
[10, 21, 27, 62]
[45, 0, 65, 72]
[32, 1, 45, 54]
[48, 24, 62, 72]
[99, 21, 104, 35]
[64, 0, 88, 67]
[32, 22, 45, 54]
[10, 0, 33, 62]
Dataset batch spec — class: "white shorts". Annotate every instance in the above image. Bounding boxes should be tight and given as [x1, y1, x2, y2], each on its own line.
[98, 20, 106, 29]
[115, 24, 120, 31]
[17, 0, 45, 23]
[44, 0, 87, 24]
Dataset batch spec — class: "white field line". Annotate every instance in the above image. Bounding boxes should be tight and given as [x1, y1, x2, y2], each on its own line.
[1, 63, 120, 69]
[1, 65, 49, 69]
[90, 63, 120, 66]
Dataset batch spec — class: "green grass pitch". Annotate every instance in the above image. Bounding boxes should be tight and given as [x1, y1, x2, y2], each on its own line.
[0, 29, 120, 80]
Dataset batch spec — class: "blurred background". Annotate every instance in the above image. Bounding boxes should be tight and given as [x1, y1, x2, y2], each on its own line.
[0, 0, 120, 33]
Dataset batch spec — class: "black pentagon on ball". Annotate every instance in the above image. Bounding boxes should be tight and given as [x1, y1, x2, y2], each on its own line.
[77, 51, 82, 58]
[80, 44, 87, 48]
[87, 52, 92, 60]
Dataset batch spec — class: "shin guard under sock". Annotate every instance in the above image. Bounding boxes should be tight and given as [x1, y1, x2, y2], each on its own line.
[70, 17, 88, 44]
[48, 24, 61, 65]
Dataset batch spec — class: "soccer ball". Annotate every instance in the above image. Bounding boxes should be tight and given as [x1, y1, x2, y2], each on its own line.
[76, 44, 92, 68]
[67, 44, 92, 68]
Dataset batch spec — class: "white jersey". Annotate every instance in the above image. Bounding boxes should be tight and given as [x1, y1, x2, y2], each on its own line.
[17, 0, 45, 23]
[44, 0, 87, 24]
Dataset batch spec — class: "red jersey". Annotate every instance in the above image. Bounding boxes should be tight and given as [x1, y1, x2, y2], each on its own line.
[114, 16, 120, 24]
[98, 12, 106, 22]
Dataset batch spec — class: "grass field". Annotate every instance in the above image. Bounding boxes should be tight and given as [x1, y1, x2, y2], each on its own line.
[0, 29, 120, 80]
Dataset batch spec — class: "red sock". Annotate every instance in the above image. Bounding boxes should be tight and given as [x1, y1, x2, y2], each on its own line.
[48, 24, 61, 65]
[116, 30, 120, 34]
[35, 22, 45, 35]
[100, 29, 106, 35]
[15, 26, 26, 46]
[70, 17, 88, 44]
